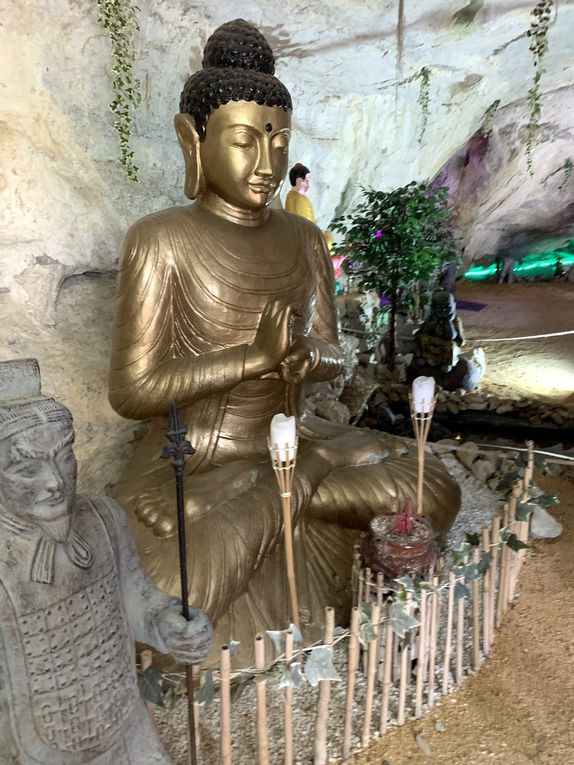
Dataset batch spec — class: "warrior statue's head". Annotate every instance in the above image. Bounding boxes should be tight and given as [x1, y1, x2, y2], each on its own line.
[0, 360, 76, 543]
[175, 19, 292, 209]
[430, 289, 457, 321]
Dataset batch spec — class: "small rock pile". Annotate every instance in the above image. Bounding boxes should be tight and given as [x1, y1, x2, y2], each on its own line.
[377, 382, 574, 428]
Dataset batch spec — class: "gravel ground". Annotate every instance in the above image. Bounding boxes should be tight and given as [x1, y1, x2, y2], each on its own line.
[154, 456, 502, 764]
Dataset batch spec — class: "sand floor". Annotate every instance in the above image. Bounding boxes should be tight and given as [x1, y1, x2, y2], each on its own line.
[455, 281, 574, 404]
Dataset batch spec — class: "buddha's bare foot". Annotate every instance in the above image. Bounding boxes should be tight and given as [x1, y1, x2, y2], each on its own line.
[135, 489, 176, 538]
[313, 430, 388, 470]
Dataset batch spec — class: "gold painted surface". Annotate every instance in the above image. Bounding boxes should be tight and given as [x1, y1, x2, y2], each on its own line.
[109, 97, 460, 660]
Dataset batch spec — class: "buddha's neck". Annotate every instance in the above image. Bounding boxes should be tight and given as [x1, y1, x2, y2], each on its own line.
[200, 191, 270, 227]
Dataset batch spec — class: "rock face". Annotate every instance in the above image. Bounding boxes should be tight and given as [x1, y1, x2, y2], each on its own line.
[1, 0, 573, 492]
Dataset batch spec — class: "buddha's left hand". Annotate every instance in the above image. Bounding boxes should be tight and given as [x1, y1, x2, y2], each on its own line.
[157, 605, 213, 665]
[279, 337, 317, 384]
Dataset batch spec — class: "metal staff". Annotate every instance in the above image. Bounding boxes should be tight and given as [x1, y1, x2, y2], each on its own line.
[161, 402, 198, 765]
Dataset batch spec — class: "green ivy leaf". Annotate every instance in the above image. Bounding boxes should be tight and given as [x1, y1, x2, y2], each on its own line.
[477, 552, 493, 575]
[454, 581, 470, 601]
[465, 532, 481, 547]
[535, 494, 559, 508]
[389, 603, 421, 638]
[304, 647, 341, 687]
[197, 668, 215, 707]
[138, 665, 164, 708]
[359, 621, 377, 647]
[516, 502, 536, 521]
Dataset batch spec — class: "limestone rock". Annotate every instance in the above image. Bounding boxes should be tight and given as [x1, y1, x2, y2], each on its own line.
[471, 458, 496, 483]
[315, 399, 351, 425]
[458, 441, 480, 469]
[530, 507, 563, 539]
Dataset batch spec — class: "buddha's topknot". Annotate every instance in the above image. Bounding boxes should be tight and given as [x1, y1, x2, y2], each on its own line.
[202, 19, 276, 74]
[179, 19, 292, 140]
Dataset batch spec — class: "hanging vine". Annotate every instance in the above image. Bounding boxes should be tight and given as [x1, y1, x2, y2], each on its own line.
[417, 67, 431, 145]
[481, 99, 500, 137]
[525, 0, 553, 175]
[558, 157, 573, 193]
[96, 0, 142, 182]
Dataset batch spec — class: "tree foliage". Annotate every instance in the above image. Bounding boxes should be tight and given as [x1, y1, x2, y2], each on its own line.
[331, 182, 456, 364]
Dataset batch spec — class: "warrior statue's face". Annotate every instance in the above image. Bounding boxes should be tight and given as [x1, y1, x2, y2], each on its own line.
[0, 420, 77, 541]
[199, 100, 291, 210]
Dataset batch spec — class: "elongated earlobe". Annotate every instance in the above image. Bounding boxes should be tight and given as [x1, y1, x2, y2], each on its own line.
[174, 114, 205, 200]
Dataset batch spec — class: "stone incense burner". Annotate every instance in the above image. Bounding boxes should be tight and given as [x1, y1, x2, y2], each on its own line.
[362, 506, 437, 579]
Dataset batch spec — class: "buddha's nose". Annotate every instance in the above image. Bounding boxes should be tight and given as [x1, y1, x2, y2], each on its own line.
[255, 139, 273, 178]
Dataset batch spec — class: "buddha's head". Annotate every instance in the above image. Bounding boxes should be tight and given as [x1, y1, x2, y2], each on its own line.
[289, 163, 311, 194]
[176, 20, 292, 211]
[0, 398, 77, 542]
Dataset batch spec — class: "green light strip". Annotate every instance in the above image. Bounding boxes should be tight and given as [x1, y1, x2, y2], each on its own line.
[464, 246, 574, 280]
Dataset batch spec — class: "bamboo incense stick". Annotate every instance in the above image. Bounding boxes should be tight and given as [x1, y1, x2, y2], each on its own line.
[362, 602, 381, 747]
[397, 602, 412, 726]
[471, 547, 481, 672]
[415, 591, 428, 718]
[220, 645, 232, 765]
[379, 618, 394, 736]
[255, 634, 269, 765]
[342, 608, 360, 761]
[455, 576, 465, 686]
[313, 607, 335, 765]
[482, 527, 491, 656]
[442, 571, 455, 695]
[427, 575, 439, 708]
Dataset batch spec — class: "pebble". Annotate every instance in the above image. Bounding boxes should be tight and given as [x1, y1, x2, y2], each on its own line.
[435, 721, 445, 732]
[416, 733, 433, 757]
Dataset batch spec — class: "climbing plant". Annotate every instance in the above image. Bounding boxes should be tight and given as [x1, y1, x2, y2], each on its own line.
[417, 66, 431, 144]
[558, 158, 573, 193]
[481, 99, 500, 137]
[96, 0, 142, 182]
[525, 0, 553, 175]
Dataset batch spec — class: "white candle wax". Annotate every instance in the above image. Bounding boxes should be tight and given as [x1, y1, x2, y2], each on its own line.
[412, 376, 436, 414]
[270, 413, 297, 462]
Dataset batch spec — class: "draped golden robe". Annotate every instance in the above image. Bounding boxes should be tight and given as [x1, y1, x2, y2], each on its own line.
[109, 204, 460, 652]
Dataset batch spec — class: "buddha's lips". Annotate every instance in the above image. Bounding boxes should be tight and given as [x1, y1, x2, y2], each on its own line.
[249, 183, 275, 193]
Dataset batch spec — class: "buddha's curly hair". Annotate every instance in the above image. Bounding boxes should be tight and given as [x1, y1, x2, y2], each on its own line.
[179, 19, 292, 140]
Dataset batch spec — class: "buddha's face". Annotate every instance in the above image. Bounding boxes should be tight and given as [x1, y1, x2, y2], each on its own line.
[199, 100, 291, 210]
[0, 420, 77, 542]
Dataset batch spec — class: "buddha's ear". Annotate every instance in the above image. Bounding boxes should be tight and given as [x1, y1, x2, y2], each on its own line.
[174, 113, 205, 200]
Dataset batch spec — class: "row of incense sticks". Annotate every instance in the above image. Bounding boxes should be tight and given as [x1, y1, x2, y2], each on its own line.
[144, 445, 535, 764]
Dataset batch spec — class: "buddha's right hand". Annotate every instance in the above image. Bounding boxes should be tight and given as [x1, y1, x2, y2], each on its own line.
[245, 299, 293, 376]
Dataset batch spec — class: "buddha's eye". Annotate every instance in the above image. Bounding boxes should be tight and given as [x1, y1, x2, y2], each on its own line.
[232, 133, 255, 149]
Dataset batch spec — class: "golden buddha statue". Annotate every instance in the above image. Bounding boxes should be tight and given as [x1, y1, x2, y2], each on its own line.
[109, 19, 460, 652]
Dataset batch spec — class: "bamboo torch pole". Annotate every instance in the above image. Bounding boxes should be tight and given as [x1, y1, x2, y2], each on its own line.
[268, 415, 300, 631]
[284, 630, 294, 765]
[410, 377, 437, 516]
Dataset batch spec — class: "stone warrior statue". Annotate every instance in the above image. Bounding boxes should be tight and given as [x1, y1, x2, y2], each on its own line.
[0, 359, 212, 764]
[109, 19, 460, 653]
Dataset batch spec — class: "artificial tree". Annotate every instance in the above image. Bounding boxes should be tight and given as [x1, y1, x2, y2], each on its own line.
[331, 182, 456, 369]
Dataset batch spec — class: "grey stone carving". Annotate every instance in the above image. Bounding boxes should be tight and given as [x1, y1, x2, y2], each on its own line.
[0, 359, 212, 764]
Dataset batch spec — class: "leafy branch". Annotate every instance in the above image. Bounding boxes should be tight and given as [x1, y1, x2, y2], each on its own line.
[417, 66, 431, 144]
[525, 0, 553, 175]
[96, 0, 142, 182]
[558, 158, 573, 193]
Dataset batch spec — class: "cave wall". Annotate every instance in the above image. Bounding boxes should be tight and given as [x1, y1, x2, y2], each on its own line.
[1, 0, 573, 491]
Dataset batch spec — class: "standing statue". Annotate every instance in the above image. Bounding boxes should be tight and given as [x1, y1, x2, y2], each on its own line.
[109, 19, 460, 650]
[411, 289, 485, 391]
[285, 163, 316, 222]
[0, 359, 211, 764]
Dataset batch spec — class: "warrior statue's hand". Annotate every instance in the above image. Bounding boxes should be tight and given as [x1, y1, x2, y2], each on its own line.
[157, 605, 213, 665]
[245, 299, 293, 377]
